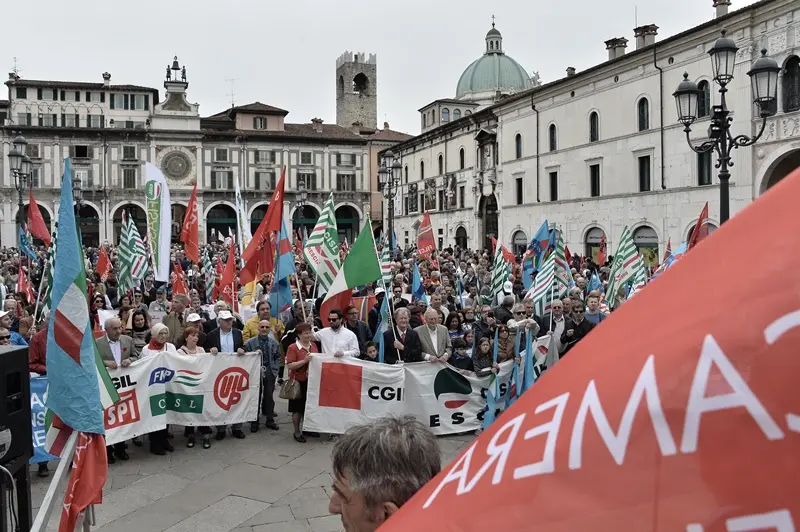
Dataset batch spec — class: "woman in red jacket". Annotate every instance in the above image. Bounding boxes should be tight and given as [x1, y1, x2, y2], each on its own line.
[284, 323, 318, 443]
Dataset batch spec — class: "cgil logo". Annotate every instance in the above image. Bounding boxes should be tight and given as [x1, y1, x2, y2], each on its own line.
[367, 386, 403, 401]
[214, 368, 249, 411]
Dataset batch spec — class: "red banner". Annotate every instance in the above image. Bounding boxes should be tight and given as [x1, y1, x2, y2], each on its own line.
[382, 168, 800, 530]
[417, 211, 436, 259]
[180, 183, 200, 264]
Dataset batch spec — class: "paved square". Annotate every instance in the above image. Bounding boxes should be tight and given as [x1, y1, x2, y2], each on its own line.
[31, 397, 474, 531]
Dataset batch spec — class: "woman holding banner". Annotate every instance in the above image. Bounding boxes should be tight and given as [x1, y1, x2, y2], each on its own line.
[285, 323, 318, 443]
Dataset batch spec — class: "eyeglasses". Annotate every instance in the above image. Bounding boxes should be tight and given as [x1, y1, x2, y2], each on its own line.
[514, 311, 525, 315]
[573, 309, 584, 314]
[329, 317, 340, 322]
[0, 335, 10, 340]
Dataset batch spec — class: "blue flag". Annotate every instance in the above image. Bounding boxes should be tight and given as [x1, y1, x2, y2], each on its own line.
[588, 272, 603, 293]
[530, 220, 551, 267]
[522, 256, 535, 290]
[412, 261, 428, 304]
[522, 329, 537, 392]
[45, 158, 105, 434]
[269, 219, 296, 317]
[372, 295, 391, 344]
[19, 226, 37, 261]
[482, 328, 501, 430]
[506, 331, 523, 408]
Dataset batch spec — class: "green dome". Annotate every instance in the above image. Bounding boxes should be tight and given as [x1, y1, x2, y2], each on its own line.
[456, 53, 532, 99]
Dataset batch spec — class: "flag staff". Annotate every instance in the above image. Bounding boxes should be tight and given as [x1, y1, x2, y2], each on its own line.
[33, 260, 49, 322]
[368, 220, 398, 342]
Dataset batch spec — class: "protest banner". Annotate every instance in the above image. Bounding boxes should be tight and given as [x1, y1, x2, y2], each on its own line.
[303, 338, 550, 436]
[29, 376, 57, 464]
[379, 167, 800, 531]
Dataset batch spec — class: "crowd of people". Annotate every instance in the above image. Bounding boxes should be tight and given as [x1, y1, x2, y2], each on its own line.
[10, 237, 615, 479]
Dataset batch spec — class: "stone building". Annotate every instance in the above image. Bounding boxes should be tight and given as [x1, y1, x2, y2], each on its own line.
[0, 54, 408, 247]
[386, 0, 800, 264]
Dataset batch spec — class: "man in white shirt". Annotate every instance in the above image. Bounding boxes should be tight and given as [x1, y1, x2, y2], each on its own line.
[429, 293, 449, 320]
[414, 308, 451, 363]
[96, 317, 136, 463]
[315, 309, 360, 357]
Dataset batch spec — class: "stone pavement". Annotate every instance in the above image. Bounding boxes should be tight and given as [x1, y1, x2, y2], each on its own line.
[30, 397, 474, 532]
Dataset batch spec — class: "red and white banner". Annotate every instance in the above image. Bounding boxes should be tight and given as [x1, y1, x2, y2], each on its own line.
[382, 168, 800, 531]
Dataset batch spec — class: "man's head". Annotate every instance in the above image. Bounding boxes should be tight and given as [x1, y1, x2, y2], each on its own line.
[523, 298, 534, 317]
[562, 297, 572, 315]
[190, 295, 202, 310]
[3, 299, 16, 312]
[257, 319, 271, 338]
[394, 308, 410, 330]
[0, 327, 10, 346]
[173, 294, 189, 314]
[329, 416, 441, 532]
[345, 305, 359, 325]
[156, 286, 167, 301]
[105, 317, 123, 342]
[217, 310, 234, 332]
[551, 299, 564, 318]
[375, 287, 385, 303]
[430, 293, 442, 309]
[392, 285, 403, 300]
[481, 305, 493, 323]
[576, 276, 587, 290]
[257, 300, 271, 320]
[572, 304, 585, 323]
[365, 342, 377, 359]
[468, 285, 477, 297]
[502, 295, 514, 309]
[328, 309, 344, 330]
[512, 303, 526, 321]
[424, 308, 439, 329]
[0, 311, 12, 329]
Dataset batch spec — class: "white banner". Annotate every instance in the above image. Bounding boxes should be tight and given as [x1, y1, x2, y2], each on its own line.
[304, 351, 540, 436]
[103, 351, 260, 445]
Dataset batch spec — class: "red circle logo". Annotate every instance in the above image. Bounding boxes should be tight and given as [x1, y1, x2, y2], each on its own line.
[214, 367, 250, 411]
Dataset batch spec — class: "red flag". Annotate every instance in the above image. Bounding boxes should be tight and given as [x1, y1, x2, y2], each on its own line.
[241, 167, 285, 284]
[294, 230, 303, 255]
[58, 433, 107, 532]
[16, 264, 35, 304]
[171, 260, 189, 296]
[491, 236, 516, 265]
[417, 211, 436, 259]
[219, 238, 238, 312]
[564, 245, 572, 266]
[27, 189, 52, 247]
[380, 165, 800, 532]
[180, 183, 200, 264]
[596, 233, 607, 265]
[663, 237, 672, 263]
[688, 201, 710, 250]
[96, 245, 111, 282]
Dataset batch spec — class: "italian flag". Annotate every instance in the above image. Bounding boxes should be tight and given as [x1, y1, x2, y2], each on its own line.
[320, 218, 382, 327]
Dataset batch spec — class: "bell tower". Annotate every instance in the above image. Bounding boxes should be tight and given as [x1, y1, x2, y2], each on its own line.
[335, 52, 377, 130]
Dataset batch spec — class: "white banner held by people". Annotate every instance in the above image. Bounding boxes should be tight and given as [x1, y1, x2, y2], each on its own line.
[102, 351, 260, 445]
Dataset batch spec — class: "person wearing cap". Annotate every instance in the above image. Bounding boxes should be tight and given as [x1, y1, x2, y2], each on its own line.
[176, 313, 206, 348]
[204, 309, 246, 440]
[149, 286, 168, 313]
[496, 280, 515, 306]
[162, 294, 189, 345]
[0, 310, 26, 346]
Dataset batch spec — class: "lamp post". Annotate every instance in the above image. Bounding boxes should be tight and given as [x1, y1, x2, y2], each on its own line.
[379, 149, 401, 255]
[7, 133, 31, 248]
[673, 30, 780, 224]
[297, 175, 308, 234]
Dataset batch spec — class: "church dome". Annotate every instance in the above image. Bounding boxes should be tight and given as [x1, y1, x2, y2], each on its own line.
[456, 23, 532, 101]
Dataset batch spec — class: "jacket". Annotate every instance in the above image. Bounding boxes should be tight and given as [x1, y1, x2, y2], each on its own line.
[242, 315, 285, 343]
[161, 311, 187, 346]
[204, 327, 244, 353]
[345, 319, 372, 355]
[413, 324, 452, 360]
[96, 335, 137, 362]
[29, 328, 48, 374]
[382, 327, 423, 364]
[560, 317, 594, 356]
[244, 335, 281, 378]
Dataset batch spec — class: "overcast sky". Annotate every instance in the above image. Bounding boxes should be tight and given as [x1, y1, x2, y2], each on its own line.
[2, 0, 757, 135]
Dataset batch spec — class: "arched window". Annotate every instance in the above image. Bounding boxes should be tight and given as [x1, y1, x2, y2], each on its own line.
[432, 109, 436, 123]
[589, 111, 599, 142]
[697, 81, 711, 118]
[632, 226, 659, 267]
[404, 165, 408, 183]
[637, 98, 649, 131]
[465, 110, 472, 116]
[514, 134, 523, 159]
[422, 114, 427, 128]
[784, 56, 800, 113]
[442, 108, 450, 122]
[420, 161, 425, 180]
[438, 154, 444, 175]
[490, 41, 494, 50]
[453, 109, 461, 120]
[548, 124, 557, 151]
[459, 148, 465, 170]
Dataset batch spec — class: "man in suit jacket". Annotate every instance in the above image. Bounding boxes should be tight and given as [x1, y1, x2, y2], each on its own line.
[162, 294, 189, 346]
[414, 308, 452, 363]
[203, 310, 246, 440]
[97, 317, 137, 463]
[382, 308, 422, 364]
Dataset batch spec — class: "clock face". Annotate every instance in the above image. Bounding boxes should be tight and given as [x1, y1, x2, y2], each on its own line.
[162, 151, 192, 180]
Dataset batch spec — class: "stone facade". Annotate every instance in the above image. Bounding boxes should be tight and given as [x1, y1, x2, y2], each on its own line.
[335, 52, 378, 130]
[386, 0, 800, 262]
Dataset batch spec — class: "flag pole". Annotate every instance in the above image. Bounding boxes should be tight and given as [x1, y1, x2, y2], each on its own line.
[368, 218, 398, 342]
[295, 272, 308, 323]
[33, 261, 49, 323]
[548, 281, 555, 332]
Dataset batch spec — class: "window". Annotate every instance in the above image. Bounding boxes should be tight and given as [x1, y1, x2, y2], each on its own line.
[40, 114, 56, 127]
[637, 98, 649, 131]
[589, 164, 601, 197]
[404, 196, 409, 215]
[337, 173, 356, 191]
[40, 89, 55, 100]
[784, 56, 800, 113]
[212, 171, 233, 189]
[515, 134, 523, 159]
[438, 154, 444, 175]
[438, 189, 444, 210]
[252, 116, 267, 129]
[17, 113, 31, 126]
[432, 109, 436, 123]
[73, 145, 90, 159]
[515, 177, 523, 205]
[698, 151, 713, 186]
[698, 81, 711, 118]
[420, 161, 425, 180]
[442, 108, 450, 122]
[30, 167, 40, 188]
[459, 186, 465, 208]
[16, 87, 27, 99]
[75, 169, 93, 188]
[337, 153, 355, 166]
[122, 145, 136, 160]
[255, 150, 275, 164]
[589, 112, 599, 142]
[459, 148, 465, 170]
[129, 94, 148, 110]
[423, 114, 427, 128]
[299, 172, 317, 190]
[300, 151, 313, 165]
[638, 155, 651, 192]
[89, 115, 104, 128]
[419, 193, 424, 210]
[453, 109, 461, 120]
[89, 92, 102, 103]
[123, 167, 137, 189]
[549, 171, 558, 201]
[63, 114, 78, 127]
[28, 144, 41, 158]
[255, 171, 276, 190]
[64, 91, 77, 102]
[549, 124, 557, 151]
[404, 165, 408, 183]
[214, 148, 228, 162]
[465, 110, 472, 116]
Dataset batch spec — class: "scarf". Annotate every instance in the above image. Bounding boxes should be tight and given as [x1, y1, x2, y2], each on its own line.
[147, 337, 165, 351]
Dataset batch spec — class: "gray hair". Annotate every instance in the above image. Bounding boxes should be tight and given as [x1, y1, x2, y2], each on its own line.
[331, 416, 441, 514]
[104, 317, 121, 330]
[502, 295, 515, 308]
[512, 303, 525, 314]
[393, 307, 410, 320]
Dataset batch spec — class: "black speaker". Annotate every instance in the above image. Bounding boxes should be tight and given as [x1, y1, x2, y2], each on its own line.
[0, 346, 33, 532]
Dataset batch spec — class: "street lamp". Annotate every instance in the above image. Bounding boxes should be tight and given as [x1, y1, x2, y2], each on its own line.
[7, 133, 30, 248]
[379, 149, 401, 255]
[297, 175, 308, 233]
[673, 30, 780, 224]
[73, 172, 83, 218]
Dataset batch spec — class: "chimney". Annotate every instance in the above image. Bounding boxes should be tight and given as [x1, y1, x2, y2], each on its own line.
[8, 72, 18, 82]
[713, 0, 731, 17]
[311, 117, 324, 133]
[383, 121, 390, 130]
[566, 67, 576, 77]
[351, 121, 363, 135]
[604, 37, 629, 60]
[102, 72, 111, 87]
[633, 24, 659, 49]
